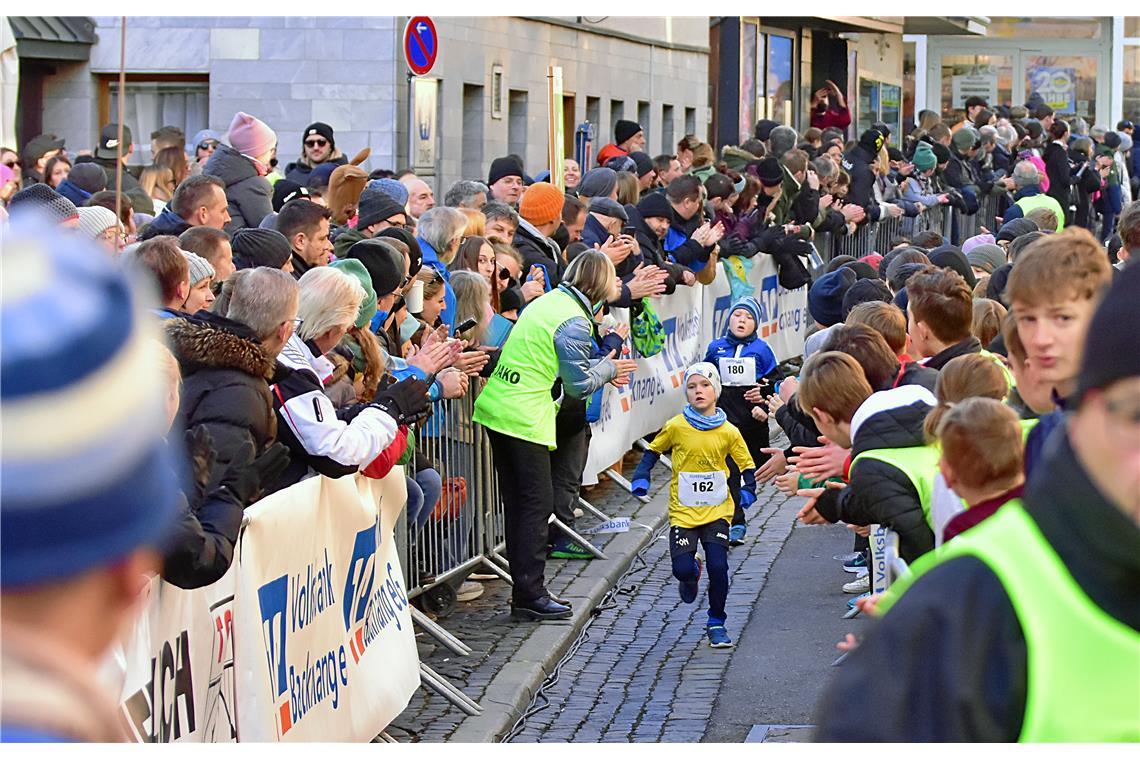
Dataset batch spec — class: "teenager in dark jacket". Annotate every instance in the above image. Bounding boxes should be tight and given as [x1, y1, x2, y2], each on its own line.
[906, 266, 983, 371]
[662, 175, 719, 269]
[796, 354, 939, 563]
[815, 267, 1140, 741]
[841, 128, 886, 225]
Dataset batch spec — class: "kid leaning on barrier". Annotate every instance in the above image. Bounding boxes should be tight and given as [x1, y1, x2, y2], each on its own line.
[631, 363, 756, 649]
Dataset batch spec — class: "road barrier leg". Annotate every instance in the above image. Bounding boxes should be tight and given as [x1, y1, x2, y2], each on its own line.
[550, 515, 607, 560]
[605, 467, 649, 503]
[635, 438, 672, 470]
[577, 496, 613, 523]
[419, 663, 483, 716]
[411, 605, 473, 657]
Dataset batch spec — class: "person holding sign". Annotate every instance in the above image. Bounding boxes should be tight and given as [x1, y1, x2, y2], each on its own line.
[630, 364, 757, 649]
[703, 297, 781, 545]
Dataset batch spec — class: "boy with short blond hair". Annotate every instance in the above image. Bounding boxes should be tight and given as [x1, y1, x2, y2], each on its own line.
[846, 301, 907, 357]
[1006, 227, 1113, 472]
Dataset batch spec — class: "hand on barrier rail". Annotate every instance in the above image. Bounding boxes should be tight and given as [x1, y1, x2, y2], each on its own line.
[436, 367, 468, 399]
[605, 349, 638, 388]
[220, 441, 291, 506]
[373, 377, 431, 424]
[754, 448, 787, 483]
[841, 205, 865, 224]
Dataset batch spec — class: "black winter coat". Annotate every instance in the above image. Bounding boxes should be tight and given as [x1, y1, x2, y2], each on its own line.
[1043, 141, 1076, 219]
[165, 313, 278, 490]
[812, 388, 936, 563]
[840, 144, 881, 223]
[93, 156, 154, 216]
[283, 154, 347, 185]
[922, 336, 981, 371]
[204, 143, 273, 234]
[627, 205, 686, 292]
[162, 476, 243, 590]
[815, 427, 1140, 741]
[513, 220, 566, 287]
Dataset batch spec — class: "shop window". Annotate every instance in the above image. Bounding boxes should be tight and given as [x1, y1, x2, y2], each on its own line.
[938, 54, 1013, 126]
[858, 78, 902, 138]
[740, 20, 759, 144]
[100, 75, 209, 165]
[1024, 55, 1097, 123]
[766, 33, 794, 126]
[1124, 45, 1140, 124]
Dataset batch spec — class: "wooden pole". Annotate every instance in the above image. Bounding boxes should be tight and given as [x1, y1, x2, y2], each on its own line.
[114, 16, 126, 228]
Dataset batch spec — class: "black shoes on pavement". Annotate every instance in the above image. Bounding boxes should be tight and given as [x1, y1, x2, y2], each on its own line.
[510, 595, 573, 621]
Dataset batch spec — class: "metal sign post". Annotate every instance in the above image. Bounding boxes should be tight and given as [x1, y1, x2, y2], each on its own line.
[403, 16, 438, 172]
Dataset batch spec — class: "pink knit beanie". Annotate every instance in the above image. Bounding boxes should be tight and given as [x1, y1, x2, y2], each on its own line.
[226, 111, 277, 159]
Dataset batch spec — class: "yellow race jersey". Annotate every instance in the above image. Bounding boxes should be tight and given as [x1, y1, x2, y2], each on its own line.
[647, 415, 755, 529]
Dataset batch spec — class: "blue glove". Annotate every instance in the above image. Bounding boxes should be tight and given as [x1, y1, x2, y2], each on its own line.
[740, 489, 756, 509]
[631, 478, 650, 497]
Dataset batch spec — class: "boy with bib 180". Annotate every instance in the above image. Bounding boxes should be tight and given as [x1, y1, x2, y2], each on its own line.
[631, 363, 757, 648]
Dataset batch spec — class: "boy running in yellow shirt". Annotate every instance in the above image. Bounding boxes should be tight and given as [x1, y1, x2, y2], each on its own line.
[631, 363, 757, 648]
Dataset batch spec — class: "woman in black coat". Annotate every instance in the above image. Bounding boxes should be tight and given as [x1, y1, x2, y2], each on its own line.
[1043, 120, 1077, 226]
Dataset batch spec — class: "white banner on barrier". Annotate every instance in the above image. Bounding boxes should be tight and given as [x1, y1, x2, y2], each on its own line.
[106, 567, 238, 743]
[583, 256, 806, 484]
[233, 472, 419, 742]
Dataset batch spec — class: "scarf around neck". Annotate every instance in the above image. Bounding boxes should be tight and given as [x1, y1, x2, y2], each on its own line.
[684, 404, 727, 431]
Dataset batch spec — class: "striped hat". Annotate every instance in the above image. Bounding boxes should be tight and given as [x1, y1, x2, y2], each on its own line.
[1, 219, 180, 587]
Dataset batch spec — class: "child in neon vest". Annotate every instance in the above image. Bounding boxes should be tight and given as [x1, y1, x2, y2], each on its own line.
[630, 363, 756, 649]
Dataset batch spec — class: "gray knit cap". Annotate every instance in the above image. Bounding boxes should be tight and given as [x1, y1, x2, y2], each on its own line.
[182, 250, 215, 285]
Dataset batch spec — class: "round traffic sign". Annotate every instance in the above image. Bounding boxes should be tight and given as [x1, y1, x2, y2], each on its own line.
[404, 16, 438, 76]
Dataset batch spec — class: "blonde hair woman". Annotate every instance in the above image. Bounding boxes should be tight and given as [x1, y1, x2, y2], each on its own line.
[471, 249, 638, 621]
[451, 269, 492, 345]
[460, 207, 486, 239]
[273, 266, 428, 488]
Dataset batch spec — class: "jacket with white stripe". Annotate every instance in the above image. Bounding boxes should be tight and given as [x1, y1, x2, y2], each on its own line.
[269, 333, 398, 490]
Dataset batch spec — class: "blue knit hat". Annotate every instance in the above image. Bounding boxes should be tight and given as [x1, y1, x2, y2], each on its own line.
[1, 220, 181, 588]
[368, 177, 409, 208]
[725, 296, 762, 337]
[808, 267, 857, 328]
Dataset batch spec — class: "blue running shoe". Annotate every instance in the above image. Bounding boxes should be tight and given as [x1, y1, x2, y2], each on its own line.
[728, 524, 747, 546]
[679, 556, 702, 603]
[847, 591, 872, 610]
[843, 553, 869, 573]
[707, 625, 734, 648]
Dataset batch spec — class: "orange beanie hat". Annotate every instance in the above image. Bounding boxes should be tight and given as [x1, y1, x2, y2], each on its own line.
[519, 182, 565, 227]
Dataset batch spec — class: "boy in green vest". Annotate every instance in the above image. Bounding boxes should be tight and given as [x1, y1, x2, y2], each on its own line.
[814, 258, 1140, 742]
[794, 351, 939, 565]
[630, 363, 756, 648]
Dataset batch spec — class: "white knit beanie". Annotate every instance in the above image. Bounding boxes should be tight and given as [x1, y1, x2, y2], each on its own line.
[75, 205, 119, 241]
[683, 362, 722, 399]
[182, 250, 215, 286]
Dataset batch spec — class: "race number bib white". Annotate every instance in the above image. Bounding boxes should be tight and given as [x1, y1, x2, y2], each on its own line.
[678, 471, 729, 507]
[718, 356, 756, 386]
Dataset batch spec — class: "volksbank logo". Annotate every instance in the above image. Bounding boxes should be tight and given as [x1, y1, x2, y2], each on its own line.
[256, 549, 346, 737]
[342, 518, 410, 664]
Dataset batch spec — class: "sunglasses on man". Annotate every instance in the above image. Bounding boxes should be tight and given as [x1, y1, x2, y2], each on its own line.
[305, 138, 329, 148]
[196, 140, 218, 151]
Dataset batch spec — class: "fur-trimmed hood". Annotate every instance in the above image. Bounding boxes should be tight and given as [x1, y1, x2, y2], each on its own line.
[165, 313, 275, 380]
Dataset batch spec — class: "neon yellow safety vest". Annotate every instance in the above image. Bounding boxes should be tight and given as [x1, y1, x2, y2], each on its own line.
[877, 501, 1140, 742]
[979, 348, 1017, 394]
[851, 444, 942, 527]
[1020, 418, 1039, 442]
[473, 286, 594, 448]
[1014, 193, 1066, 231]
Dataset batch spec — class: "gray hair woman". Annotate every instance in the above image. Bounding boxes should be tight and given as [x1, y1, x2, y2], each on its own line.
[271, 266, 429, 489]
[415, 205, 468, 330]
[472, 249, 636, 621]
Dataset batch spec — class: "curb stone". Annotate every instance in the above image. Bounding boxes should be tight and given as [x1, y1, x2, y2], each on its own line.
[447, 489, 670, 742]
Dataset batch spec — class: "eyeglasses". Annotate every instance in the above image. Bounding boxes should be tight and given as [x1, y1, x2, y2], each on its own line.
[304, 138, 329, 148]
[196, 140, 218, 151]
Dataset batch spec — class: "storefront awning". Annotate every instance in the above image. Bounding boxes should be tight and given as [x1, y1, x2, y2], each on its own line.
[7, 16, 96, 61]
[902, 17, 989, 36]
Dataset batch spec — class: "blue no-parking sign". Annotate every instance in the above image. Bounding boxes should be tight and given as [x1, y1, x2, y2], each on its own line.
[403, 16, 438, 76]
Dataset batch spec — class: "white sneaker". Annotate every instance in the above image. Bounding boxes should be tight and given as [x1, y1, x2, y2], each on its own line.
[456, 580, 484, 602]
[573, 507, 584, 518]
[842, 575, 870, 594]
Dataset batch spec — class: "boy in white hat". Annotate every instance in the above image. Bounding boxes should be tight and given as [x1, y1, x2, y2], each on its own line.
[631, 362, 757, 648]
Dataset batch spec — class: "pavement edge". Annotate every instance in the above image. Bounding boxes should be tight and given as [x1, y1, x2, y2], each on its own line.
[446, 490, 670, 743]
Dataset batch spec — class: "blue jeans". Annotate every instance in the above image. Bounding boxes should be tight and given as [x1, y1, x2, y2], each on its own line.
[410, 468, 442, 536]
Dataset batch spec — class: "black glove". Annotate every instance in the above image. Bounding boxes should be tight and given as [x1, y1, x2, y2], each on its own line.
[373, 377, 431, 425]
[218, 441, 291, 506]
[183, 425, 217, 505]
